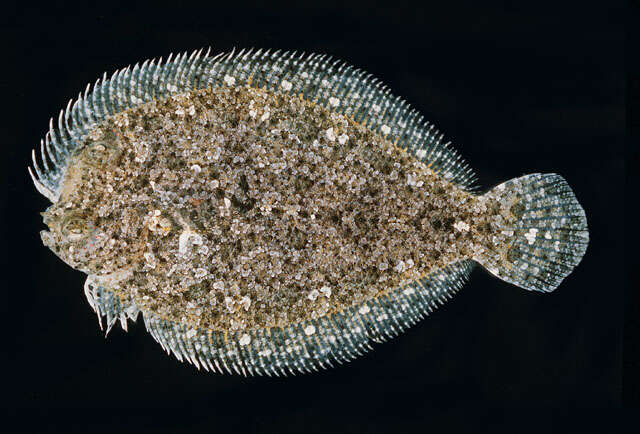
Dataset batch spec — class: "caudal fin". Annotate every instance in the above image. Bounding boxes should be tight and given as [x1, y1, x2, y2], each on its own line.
[476, 173, 589, 292]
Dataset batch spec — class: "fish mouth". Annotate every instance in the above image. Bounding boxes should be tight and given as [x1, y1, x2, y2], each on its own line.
[40, 229, 64, 260]
[40, 229, 76, 268]
[40, 229, 54, 248]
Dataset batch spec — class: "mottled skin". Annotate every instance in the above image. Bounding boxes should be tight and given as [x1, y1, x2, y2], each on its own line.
[41, 86, 515, 332]
[41, 136, 141, 275]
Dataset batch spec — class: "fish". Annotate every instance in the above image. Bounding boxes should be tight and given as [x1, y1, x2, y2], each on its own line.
[29, 48, 589, 375]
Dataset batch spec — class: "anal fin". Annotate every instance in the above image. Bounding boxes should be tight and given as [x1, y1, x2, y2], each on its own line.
[140, 260, 475, 375]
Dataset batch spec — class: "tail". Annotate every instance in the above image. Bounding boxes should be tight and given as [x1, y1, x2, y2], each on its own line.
[475, 173, 589, 292]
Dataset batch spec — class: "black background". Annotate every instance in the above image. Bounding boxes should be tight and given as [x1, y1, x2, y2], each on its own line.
[2, 1, 633, 432]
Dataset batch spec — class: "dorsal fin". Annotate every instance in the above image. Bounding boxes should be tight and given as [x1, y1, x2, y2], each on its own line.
[29, 48, 478, 202]
[87, 260, 475, 375]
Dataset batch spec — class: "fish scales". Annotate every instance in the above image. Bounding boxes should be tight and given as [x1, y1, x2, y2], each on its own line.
[30, 48, 589, 374]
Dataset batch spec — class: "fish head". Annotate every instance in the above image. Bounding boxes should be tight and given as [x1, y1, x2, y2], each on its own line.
[39, 129, 128, 273]
[40, 205, 109, 274]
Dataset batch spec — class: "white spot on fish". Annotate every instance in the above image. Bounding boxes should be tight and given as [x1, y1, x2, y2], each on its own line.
[454, 221, 470, 232]
[239, 333, 251, 346]
[358, 304, 370, 315]
[525, 228, 538, 244]
[224, 296, 235, 313]
[178, 231, 192, 254]
[325, 127, 336, 142]
[240, 296, 251, 311]
[320, 285, 331, 297]
[403, 287, 415, 296]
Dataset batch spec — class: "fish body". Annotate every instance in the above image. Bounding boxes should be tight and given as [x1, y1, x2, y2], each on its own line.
[30, 48, 589, 375]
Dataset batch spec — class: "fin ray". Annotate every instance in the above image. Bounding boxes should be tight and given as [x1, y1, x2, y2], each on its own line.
[82, 260, 474, 375]
[83, 276, 140, 335]
[476, 173, 588, 292]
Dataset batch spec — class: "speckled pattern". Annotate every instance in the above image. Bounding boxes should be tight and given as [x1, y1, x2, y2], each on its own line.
[41, 85, 509, 331]
[32, 49, 588, 373]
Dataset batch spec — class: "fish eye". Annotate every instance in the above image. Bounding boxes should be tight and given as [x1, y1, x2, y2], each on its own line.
[84, 141, 120, 166]
[61, 214, 90, 241]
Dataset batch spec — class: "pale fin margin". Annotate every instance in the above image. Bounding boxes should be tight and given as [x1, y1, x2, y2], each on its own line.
[86, 260, 474, 375]
[29, 48, 477, 202]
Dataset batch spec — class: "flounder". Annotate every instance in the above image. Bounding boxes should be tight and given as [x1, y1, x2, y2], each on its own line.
[30, 48, 589, 375]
